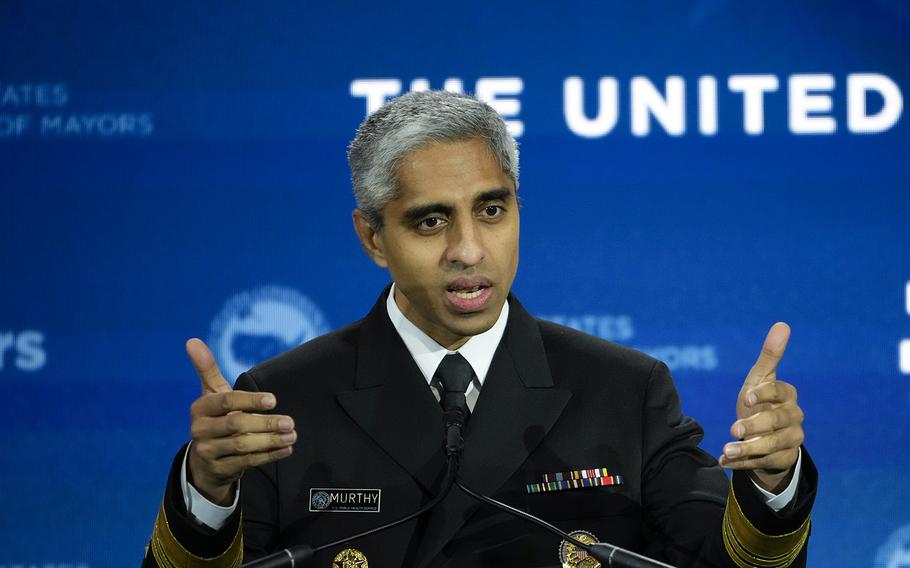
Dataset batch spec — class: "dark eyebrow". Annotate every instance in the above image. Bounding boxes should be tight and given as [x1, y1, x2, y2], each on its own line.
[402, 203, 454, 225]
[476, 187, 515, 204]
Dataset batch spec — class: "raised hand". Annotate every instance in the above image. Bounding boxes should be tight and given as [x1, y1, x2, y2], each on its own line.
[719, 323, 805, 492]
[185, 338, 297, 505]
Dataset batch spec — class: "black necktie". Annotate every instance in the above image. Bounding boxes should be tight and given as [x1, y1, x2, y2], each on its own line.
[434, 353, 473, 420]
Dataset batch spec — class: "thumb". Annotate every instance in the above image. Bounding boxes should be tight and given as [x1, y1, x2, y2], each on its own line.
[186, 338, 232, 394]
[745, 322, 791, 386]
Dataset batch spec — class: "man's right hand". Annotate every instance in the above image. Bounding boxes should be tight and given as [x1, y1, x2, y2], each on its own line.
[185, 338, 297, 506]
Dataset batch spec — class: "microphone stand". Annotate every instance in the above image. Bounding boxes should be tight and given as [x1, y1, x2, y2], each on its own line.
[241, 409, 468, 568]
[455, 482, 675, 568]
[243, 405, 672, 568]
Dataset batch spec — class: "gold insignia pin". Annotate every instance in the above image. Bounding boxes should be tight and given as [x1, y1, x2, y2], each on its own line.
[332, 547, 368, 568]
[558, 530, 601, 568]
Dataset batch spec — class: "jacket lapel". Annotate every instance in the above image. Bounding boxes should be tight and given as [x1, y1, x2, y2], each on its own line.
[414, 295, 572, 566]
[335, 288, 448, 495]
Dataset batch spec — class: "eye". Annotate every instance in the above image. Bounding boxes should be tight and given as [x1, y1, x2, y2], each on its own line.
[417, 216, 445, 231]
[481, 205, 504, 218]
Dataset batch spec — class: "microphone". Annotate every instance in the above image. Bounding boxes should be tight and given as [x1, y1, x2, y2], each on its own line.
[455, 482, 675, 568]
[241, 407, 468, 568]
[443, 407, 467, 458]
[238, 545, 314, 568]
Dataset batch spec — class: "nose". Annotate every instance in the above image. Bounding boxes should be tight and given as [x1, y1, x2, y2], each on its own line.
[444, 218, 484, 268]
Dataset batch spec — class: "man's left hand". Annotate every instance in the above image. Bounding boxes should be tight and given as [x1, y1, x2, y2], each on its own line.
[719, 322, 805, 493]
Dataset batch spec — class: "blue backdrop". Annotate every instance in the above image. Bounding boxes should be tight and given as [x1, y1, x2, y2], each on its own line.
[2, 2, 909, 566]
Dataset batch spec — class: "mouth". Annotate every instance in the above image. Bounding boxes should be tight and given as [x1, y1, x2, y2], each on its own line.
[445, 277, 494, 313]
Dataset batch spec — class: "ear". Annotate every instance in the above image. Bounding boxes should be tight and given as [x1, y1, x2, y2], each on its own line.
[352, 209, 389, 268]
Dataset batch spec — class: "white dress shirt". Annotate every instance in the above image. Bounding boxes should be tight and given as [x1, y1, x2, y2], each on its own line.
[182, 285, 800, 528]
[385, 283, 509, 411]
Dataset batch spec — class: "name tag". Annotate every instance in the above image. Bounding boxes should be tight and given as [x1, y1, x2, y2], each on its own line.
[309, 488, 382, 513]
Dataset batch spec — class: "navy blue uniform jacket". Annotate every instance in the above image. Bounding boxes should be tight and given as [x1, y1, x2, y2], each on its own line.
[144, 288, 815, 567]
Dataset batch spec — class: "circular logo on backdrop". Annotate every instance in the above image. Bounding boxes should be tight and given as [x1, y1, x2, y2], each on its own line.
[209, 286, 330, 384]
[875, 522, 910, 568]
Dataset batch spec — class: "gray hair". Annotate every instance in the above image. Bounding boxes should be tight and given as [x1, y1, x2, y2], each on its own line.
[347, 90, 519, 229]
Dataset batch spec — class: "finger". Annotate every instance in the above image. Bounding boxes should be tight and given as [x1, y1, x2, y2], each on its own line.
[722, 427, 804, 461]
[745, 322, 791, 385]
[196, 431, 297, 460]
[730, 405, 804, 438]
[719, 448, 799, 472]
[191, 390, 277, 418]
[186, 338, 232, 394]
[742, 381, 798, 409]
[213, 446, 294, 475]
[192, 413, 294, 439]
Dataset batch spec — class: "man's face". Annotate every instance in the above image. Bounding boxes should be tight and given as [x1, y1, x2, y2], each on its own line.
[355, 137, 519, 350]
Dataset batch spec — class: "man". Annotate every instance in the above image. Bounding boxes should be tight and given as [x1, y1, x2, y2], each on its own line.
[143, 91, 815, 567]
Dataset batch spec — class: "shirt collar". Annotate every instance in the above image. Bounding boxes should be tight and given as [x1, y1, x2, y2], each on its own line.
[386, 283, 509, 385]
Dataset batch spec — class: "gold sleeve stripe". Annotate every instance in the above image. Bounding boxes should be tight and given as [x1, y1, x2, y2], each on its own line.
[150, 502, 243, 568]
[722, 484, 810, 568]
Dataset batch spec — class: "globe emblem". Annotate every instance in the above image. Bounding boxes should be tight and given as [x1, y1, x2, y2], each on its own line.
[311, 491, 332, 511]
[876, 522, 910, 568]
[210, 286, 330, 384]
